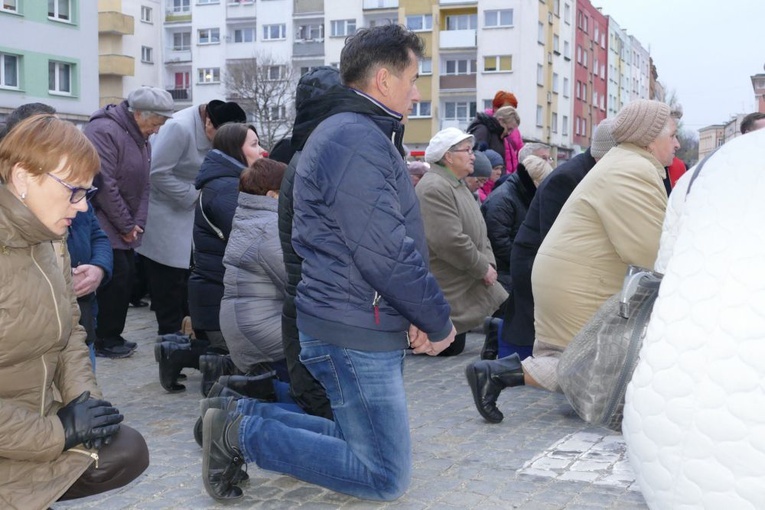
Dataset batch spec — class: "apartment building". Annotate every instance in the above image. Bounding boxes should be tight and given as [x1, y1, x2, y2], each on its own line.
[572, 0, 607, 149]
[0, 1, 99, 125]
[752, 71, 765, 113]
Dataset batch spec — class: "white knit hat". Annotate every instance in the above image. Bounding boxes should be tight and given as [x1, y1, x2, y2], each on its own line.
[612, 99, 671, 147]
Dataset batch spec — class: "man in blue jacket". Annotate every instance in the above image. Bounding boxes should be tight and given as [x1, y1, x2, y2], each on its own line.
[201, 24, 456, 501]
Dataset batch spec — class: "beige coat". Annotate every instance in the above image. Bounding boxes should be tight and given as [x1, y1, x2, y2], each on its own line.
[0, 185, 102, 510]
[532, 143, 667, 350]
[416, 164, 507, 333]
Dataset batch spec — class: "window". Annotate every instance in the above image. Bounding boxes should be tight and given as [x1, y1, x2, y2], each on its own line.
[141, 46, 153, 63]
[554, 0, 560, 16]
[410, 101, 431, 118]
[173, 32, 191, 50]
[537, 22, 544, 44]
[553, 34, 560, 54]
[575, 116, 580, 136]
[198, 67, 220, 83]
[198, 28, 220, 44]
[48, 0, 71, 21]
[576, 45, 582, 64]
[419, 58, 432, 75]
[0, 53, 19, 88]
[536, 105, 543, 127]
[537, 64, 543, 86]
[575, 80, 580, 99]
[582, 83, 587, 99]
[140, 5, 153, 23]
[564, 3, 571, 24]
[483, 55, 512, 73]
[445, 14, 477, 30]
[233, 27, 256, 43]
[296, 23, 323, 41]
[552, 72, 559, 93]
[172, 0, 190, 13]
[562, 115, 568, 135]
[593, 90, 598, 106]
[197, 0, 219, 3]
[593, 57, 599, 76]
[265, 65, 285, 81]
[1, 0, 17, 13]
[262, 23, 286, 40]
[330, 19, 356, 37]
[582, 50, 588, 68]
[48, 60, 72, 94]
[484, 9, 513, 28]
[267, 105, 286, 120]
[594, 26, 599, 42]
[406, 14, 431, 32]
[443, 101, 476, 121]
[552, 112, 558, 133]
[563, 40, 570, 59]
[582, 118, 587, 137]
[444, 59, 476, 75]
[299, 66, 316, 76]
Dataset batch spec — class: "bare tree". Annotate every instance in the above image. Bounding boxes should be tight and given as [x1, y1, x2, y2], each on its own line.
[225, 53, 298, 151]
[664, 86, 698, 166]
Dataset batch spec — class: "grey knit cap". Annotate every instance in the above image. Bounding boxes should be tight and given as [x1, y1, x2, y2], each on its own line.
[590, 118, 617, 159]
[612, 99, 671, 147]
[472, 151, 493, 178]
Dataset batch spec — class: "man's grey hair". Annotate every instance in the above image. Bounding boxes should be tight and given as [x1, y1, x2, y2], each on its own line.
[519, 142, 550, 162]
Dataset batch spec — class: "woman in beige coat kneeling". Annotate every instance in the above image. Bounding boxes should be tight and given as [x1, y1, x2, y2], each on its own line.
[0, 115, 149, 508]
[467, 99, 679, 422]
[417, 128, 508, 356]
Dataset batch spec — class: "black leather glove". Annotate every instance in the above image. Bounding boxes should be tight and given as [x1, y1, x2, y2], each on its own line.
[57, 391, 123, 451]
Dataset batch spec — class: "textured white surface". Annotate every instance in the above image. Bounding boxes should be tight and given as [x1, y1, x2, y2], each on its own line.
[623, 130, 765, 509]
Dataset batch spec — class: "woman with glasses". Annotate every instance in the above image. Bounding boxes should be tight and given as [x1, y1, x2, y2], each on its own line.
[0, 115, 148, 508]
[416, 128, 508, 356]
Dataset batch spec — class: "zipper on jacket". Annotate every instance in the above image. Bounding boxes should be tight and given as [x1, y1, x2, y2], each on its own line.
[372, 292, 381, 325]
[31, 244, 63, 414]
[70, 448, 100, 469]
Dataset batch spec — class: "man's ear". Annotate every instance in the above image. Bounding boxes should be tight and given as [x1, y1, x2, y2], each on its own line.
[373, 66, 391, 99]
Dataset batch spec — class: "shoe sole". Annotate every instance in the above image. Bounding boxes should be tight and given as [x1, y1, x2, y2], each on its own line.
[95, 350, 134, 359]
[465, 364, 503, 424]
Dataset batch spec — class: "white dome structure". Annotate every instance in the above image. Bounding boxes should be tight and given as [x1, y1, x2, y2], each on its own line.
[623, 129, 765, 509]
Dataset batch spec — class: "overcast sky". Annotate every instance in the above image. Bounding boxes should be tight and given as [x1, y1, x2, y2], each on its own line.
[592, 0, 764, 135]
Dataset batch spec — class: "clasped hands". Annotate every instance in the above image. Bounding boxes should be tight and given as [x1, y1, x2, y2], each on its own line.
[409, 324, 457, 356]
[57, 391, 123, 451]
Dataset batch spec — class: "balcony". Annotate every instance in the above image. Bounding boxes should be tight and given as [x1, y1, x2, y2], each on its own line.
[439, 74, 476, 91]
[294, 0, 323, 15]
[293, 41, 324, 58]
[164, 49, 192, 64]
[439, 0, 477, 5]
[226, 0, 256, 20]
[165, 2, 191, 23]
[99, 11, 135, 35]
[99, 55, 135, 77]
[167, 88, 192, 102]
[439, 29, 476, 49]
[363, 0, 398, 9]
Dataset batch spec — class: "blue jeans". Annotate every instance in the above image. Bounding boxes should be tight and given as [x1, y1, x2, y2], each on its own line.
[236, 380, 304, 414]
[237, 334, 411, 501]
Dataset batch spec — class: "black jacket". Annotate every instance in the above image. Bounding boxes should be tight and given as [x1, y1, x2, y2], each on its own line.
[188, 150, 244, 331]
[481, 164, 536, 278]
[467, 112, 505, 155]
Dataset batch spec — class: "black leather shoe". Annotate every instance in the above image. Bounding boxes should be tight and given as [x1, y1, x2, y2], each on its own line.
[203, 409, 245, 501]
[194, 396, 240, 448]
[481, 317, 501, 360]
[95, 344, 134, 359]
[199, 355, 239, 397]
[130, 299, 149, 308]
[217, 373, 276, 402]
[465, 354, 524, 423]
[155, 341, 199, 393]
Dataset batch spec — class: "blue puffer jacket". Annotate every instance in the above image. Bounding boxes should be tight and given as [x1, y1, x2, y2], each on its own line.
[188, 149, 245, 331]
[67, 204, 113, 284]
[293, 88, 453, 351]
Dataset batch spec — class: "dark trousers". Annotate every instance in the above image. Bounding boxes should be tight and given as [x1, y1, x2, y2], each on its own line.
[144, 257, 189, 335]
[77, 293, 97, 346]
[438, 332, 466, 357]
[59, 425, 149, 501]
[95, 249, 134, 347]
[130, 252, 150, 303]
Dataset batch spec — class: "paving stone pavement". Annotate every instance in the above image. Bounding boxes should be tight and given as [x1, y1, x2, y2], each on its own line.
[54, 305, 648, 510]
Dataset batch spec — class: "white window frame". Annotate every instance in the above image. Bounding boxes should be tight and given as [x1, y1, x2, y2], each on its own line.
[267, 105, 286, 121]
[172, 0, 190, 13]
[443, 101, 477, 121]
[233, 26, 256, 43]
[537, 64, 543, 86]
[197, 0, 219, 4]
[140, 46, 153, 64]
[410, 101, 431, 118]
[198, 27, 220, 45]
[483, 55, 512, 73]
[406, 14, 432, 32]
[484, 9, 513, 28]
[330, 19, 356, 38]
[553, 34, 560, 54]
[562, 115, 569, 136]
[296, 23, 323, 42]
[0, 52, 20, 89]
[564, 3, 571, 24]
[445, 13, 477, 31]
[575, 80, 581, 99]
[48, 60, 72, 95]
[552, 112, 558, 133]
[1, 0, 18, 13]
[262, 23, 286, 41]
[563, 77, 569, 98]
[552, 72, 559, 94]
[536, 105, 543, 127]
[444, 59, 477, 76]
[48, 0, 72, 22]
[140, 5, 153, 23]
[197, 67, 220, 84]
[564, 40, 571, 60]
[264, 65, 286, 81]
[419, 58, 432, 75]
[173, 31, 191, 50]
[537, 22, 544, 44]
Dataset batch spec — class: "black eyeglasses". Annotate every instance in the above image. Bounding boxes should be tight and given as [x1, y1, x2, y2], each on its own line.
[450, 148, 474, 155]
[46, 173, 98, 203]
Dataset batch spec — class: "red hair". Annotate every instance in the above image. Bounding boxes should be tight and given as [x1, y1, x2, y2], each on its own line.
[492, 91, 518, 112]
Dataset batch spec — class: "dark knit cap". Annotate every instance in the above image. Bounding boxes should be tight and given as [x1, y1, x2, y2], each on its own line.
[206, 100, 247, 128]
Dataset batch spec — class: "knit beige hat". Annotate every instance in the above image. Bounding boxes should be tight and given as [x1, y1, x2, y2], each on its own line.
[522, 155, 553, 187]
[590, 118, 617, 159]
[612, 99, 671, 147]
